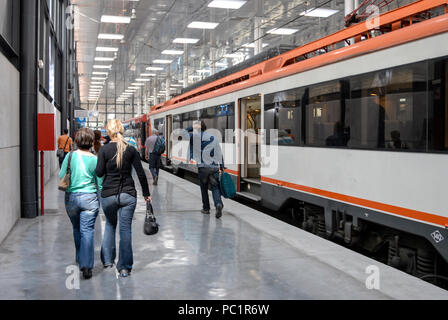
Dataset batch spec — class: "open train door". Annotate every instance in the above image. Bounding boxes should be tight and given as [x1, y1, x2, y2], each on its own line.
[238, 94, 262, 203]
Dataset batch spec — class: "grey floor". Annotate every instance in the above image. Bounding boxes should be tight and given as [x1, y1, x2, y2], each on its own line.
[0, 169, 391, 300]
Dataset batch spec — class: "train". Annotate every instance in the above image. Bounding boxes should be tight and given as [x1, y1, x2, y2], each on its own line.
[124, 1, 448, 283]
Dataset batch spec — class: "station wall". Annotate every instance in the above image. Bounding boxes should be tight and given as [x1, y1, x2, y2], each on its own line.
[0, 51, 20, 244]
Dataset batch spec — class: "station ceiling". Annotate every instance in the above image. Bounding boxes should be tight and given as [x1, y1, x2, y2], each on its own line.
[72, 0, 414, 107]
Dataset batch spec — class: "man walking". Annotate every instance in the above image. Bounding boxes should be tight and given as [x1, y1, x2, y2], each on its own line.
[57, 129, 73, 168]
[187, 120, 225, 219]
[145, 129, 165, 185]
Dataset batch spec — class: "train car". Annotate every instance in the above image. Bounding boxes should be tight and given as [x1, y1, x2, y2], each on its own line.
[122, 114, 149, 159]
[144, 1, 448, 280]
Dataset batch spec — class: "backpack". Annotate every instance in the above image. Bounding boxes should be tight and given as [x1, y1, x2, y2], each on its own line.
[153, 136, 166, 155]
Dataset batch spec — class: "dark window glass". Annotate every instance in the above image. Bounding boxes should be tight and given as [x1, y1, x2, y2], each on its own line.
[0, 0, 13, 46]
[265, 88, 303, 146]
[347, 62, 427, 151]
[428, 57, 448, 151]
[153, 118, 165, 139]
[306, 81, 349, 147]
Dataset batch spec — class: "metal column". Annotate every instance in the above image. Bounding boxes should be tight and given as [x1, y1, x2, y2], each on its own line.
[20, 0, 39, 218]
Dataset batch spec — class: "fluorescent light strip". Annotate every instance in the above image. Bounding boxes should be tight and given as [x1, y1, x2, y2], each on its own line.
[131, 83, 145, 86]
[172, 38, 199, 44]
[187, 21, 219, 29]
[96, 47, 119, 52]
[101, 15, 131, 24]
[300, 8, 338, 17]
[92, 77, 107, 80]
[93, 65, 112, 69]
[266, 28, 298, 35]
[92, 72, 108, 75]
[136, 78, 150, 82]
[208, 0, 247, 9]
[140, 73, 156, 77]
[98, 33, 124, 40]
[146, 67, 164, 71]
[95, 57, 115, 61]
[161, 50, 184, 55]
[153, 59, 172, 64]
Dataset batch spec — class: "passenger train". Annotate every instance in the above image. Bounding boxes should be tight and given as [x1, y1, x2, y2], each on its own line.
[127, 1, 448, 283]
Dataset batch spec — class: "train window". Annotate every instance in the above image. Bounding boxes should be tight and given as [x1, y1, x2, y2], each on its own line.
[428, 57, 448, 151]
[153, 118, 165, 139]
[347, 62, 427, 151]
[265, 89, 303, 146]
[305, 81, 348, 147]
[173, 114, 182, 130]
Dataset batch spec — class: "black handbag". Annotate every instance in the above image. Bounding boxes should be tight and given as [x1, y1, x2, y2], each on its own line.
[144, 201, 159, 235]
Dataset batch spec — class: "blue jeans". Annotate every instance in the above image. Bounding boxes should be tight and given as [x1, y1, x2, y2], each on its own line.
[65, 192, 99, 270]
[100, 193, 137, 271]
[198, 167, 223, 210]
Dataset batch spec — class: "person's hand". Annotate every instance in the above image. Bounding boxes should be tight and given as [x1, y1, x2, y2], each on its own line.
[145, 196, 152, 204]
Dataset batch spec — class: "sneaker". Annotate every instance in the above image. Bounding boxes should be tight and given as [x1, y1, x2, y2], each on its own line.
[119, 269, 130, 277]
[103, 263, 114, 269]
[201, 209, 210, 215]
[216, 204, 223, 219]
[153, 176, 158, 185]
[82, 268, 93, 279]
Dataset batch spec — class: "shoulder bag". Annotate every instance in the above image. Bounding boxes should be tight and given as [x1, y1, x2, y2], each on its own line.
[59, 152, 74, 192]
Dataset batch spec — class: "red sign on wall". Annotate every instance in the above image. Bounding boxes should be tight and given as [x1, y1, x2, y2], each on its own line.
[38, 114, 55, 151]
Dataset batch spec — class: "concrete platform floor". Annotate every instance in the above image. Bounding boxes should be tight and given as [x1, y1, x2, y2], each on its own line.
[0, 166, 447, 300]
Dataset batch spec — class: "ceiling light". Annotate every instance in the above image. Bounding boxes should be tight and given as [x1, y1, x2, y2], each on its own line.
[90, 86, 103, 89]
[140, 73, 156, 77]
[98, 33, 124, 40]
[92, 72, 108, 75]
[267, 28, 298, 35]
[208, 0, 247, 9]
[136, 78, 150, 82]
[153, 59, 172, 64]
[100, 15, 131, 24]
[96, 47, 119, 52]
[170, 84, 183, 87]
[300, 8, 338, 17]
[173, 38, 199, 44]
[161, 50, 184, 55]
[146, 67, 164, 71]
[91, 81, 105, 85]
[93, 65, 112, 69]
[187, 21, 219, 29]
[92, 77, 107, 80]
[94, 57, 115, 61]
[131, 82, 145, 86]
[128, 86, 139, 89]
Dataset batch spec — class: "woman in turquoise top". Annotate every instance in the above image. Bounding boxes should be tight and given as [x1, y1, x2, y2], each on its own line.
[59, 128, 103, 280]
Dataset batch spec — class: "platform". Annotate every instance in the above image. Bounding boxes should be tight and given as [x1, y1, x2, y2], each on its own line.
[0, 165, 447, 300]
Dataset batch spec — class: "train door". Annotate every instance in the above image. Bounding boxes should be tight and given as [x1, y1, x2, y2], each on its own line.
[238, 94, 262, 202]
[165, 115, 173, 163]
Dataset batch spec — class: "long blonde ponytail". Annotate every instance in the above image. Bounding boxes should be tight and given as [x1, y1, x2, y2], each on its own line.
[106, 119, 128, 168]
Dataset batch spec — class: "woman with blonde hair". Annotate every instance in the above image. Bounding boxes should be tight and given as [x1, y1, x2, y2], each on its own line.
[96, 119, 151, 277]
